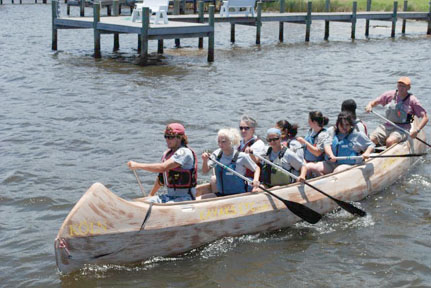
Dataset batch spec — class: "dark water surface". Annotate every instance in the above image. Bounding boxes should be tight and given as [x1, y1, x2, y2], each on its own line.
[1, 3, 431, 287]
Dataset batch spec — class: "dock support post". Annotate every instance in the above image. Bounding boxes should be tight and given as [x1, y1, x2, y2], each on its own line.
[231, 23, 235, 43]
[256, 1, 262, 44]
[158, 40, 164, 54]
[139, 7, 150, 65]
[208, 5, 215, 62]
[365, 0, 371, 37]
[351, 1, 357, 39]
[305, 1, 311, 42]
[67, 4, 70, 15]
[198, 1, 204, 48]
[113, 0, 120, 52]
[279, 0, 285, 42]
[52, 0, 58, 51]
[93, 3, 101, 58]
[391, 1, 398, 38]
[80, 0, 85, 16]
[427, 1, 431, 34]
[402, 0, 407, 34]
[324, 0, 330, 40]
[174, 0, 181, 47]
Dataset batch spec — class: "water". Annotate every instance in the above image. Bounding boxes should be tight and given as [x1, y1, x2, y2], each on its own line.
[1, 3, 431, 287]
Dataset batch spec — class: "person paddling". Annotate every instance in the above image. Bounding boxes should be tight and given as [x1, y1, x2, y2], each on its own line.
[128, 123, 198, 203]
[365, 77, 428, 147]
[307, 112, 375, 176]
[275, 119, 302, 152]
[260, 128, 307, 188]
[296, 111, 330, 163]
[201, 128, 260, 196]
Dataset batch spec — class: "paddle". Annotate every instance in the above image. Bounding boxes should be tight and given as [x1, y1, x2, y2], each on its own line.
[371, 110, 431, 148]
[133, 170, 146, 196]
[334, 153, 427, 161]
[254, 153, 367, 217]
[209, 156, 322, 224]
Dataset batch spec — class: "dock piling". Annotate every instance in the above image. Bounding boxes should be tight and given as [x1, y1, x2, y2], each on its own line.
[139, 7, 150, 65]
[93, 3, 101, 58]
[351, 1, 357, 39]
[231, 23, 235, 43]
[305, 1, 312, 42]
[80, 0, 85, 16]
[402, 0, 407, 34]
[324, 0, 330, 40]
[428, 1, 431, 34]
[279, 0, 285, 42]
[256, 1, 262, 44]
[174, 0, 181, 47]
[208, 5, 215, 62]
[365, 0, 371, 37]
[198, 1, 204, 48]
[113, 0, 120, 52]
[52, 0, 58, 50]
[391, 1, 398, 37]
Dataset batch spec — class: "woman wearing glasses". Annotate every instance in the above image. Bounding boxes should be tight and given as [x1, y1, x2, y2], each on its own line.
[128, 123, 198, 203]
[260, 128, 307, 188]
[201, 128, 260, 196]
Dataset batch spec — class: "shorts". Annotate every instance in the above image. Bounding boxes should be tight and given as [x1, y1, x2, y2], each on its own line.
[147, 194, 194, 203]
[370, 124, 408, 146]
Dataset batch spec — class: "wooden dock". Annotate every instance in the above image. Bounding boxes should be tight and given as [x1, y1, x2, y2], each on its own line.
[51, 0, 431, 64]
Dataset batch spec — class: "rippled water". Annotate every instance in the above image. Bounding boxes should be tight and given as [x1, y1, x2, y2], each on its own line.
[1, 3, 431, 287]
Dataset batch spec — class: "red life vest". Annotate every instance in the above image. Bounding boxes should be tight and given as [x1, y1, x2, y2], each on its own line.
[159, 147, 198, 191]
[238, 137, 259, 178]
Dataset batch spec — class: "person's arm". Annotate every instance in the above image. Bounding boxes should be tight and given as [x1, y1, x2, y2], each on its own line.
[365, 99, 379, 112]
[201, 152, 211, 174]
[324, 144, 336, 162]
[128, 157, 180, 173]
[410, 113, 429, 138]
[251, 165, 260, 192]
[296, 136, 323, 157]
[361, 145, 375, 160]
[149, 177, 162, 196]
[298, 165, 307, 183]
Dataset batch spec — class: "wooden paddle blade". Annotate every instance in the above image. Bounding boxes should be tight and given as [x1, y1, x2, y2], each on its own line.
[283, 199, 322, 224]
[335, 199, 366, 217]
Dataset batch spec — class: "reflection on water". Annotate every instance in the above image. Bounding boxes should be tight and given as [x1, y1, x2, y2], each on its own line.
[1, 3, 431, 287]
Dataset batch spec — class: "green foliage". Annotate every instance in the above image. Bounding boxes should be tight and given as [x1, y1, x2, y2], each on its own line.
[262, 0, 430, 12]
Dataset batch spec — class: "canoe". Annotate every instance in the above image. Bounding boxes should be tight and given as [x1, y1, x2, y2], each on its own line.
[54, 125, 427, 274]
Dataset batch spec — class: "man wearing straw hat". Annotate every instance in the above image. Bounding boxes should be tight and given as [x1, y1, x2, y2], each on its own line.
[128, 123, 198, 203]
[365, 77, 428, 147]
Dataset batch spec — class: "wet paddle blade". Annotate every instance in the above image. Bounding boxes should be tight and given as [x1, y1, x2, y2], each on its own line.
[335, 199, 366, 217]
[283, 199, 322, 224]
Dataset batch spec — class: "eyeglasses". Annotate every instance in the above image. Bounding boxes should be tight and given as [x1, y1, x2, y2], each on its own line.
[267, 137, 280, 143]
[164, 134, 179, 140]
[239, 126, 251, 131]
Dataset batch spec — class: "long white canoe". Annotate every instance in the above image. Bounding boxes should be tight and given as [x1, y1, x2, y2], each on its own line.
[54, 127, 427, 274]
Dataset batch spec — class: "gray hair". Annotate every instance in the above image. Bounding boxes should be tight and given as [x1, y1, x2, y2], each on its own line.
[240, 115, 257, 128]
[217, 128, 241, 147]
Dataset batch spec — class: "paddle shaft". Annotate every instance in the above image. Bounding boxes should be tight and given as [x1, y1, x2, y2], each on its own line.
[133, 170, 146, 196]
[334, 153, 427, 161]
[255, 154, 366, 217]
[371, 110, 431, 148]
[209, 156, 322, 224]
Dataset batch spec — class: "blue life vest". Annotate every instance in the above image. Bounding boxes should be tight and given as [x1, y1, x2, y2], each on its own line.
[304, 128, 325, 162]
[215, 151, 249, 196]
[331, 131, 358, 165]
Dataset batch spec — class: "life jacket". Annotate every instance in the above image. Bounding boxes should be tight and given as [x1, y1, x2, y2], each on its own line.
[158, 146, 197, 199]
[238, 136, 260, 178]
[215, 150, 249, 196]
[261, 147, 292, 187]
[331, 130, 358, 165]
[385, 91, 414, 125]
[304, 128, 326, 162]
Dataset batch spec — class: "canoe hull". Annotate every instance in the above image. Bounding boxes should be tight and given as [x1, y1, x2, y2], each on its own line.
[55, 131, 426, 274]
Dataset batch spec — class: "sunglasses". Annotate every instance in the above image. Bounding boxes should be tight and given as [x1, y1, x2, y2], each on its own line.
[239, 126, 251, 131]
[164, 134, 179, 140]
[267, 137, 280, 143]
